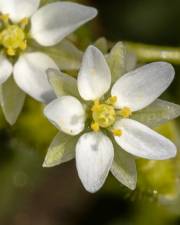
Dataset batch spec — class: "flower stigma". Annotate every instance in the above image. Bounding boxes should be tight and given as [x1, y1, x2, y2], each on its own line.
[0, 14, 28, 56]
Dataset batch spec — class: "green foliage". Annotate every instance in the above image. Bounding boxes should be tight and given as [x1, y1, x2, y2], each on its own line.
[29, 39, 82, 71]
[107, 42, 137, 83]
[43, 132, 79, 167]
[13, 98, 56, 149]
[132, 99, 180, 128]
[47, 69, 80, 98]
[137, 122, 178, 199]
[111, 142, 137, 190]
[0, 77, 26, 125]
[94, 37, 109, 54]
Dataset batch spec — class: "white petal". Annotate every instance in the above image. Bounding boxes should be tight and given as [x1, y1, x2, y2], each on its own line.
[111, 62, 175, 111]
[0, 0, 40, 23]
[44, 96, 85, 136]
[78, 46, 111, 100]
[114, 119, 177, 160]
[76, 132, 114, 193]
[0, 55, 12, 85]
[13, 52, 58, 103]
[31, 2, 97, 46]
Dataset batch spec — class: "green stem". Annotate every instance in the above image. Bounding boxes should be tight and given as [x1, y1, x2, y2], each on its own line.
[125, 42, 180, 65]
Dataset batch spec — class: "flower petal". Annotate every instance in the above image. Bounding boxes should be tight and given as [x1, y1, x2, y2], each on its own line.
[44, 96, 85, 136]
[114, 119, 177, 160]
[31, 2, 97, 46]
[0, 0, 40, 23]
[13, 52, 58, 103]
[111, 143, 137, 190]
[111, 62, 175, 111]
[0, 55, 12, 85]
[76, 132, 114, 193]
[78, 46, 111, 100]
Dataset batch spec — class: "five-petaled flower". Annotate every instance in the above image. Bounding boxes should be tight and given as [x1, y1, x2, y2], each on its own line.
[44, 46, 177, 193]
[0, 0, 97, 103]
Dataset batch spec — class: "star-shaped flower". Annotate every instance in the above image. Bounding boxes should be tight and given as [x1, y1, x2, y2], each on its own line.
[0, 0, 97, 124]
[44, 46, 177, 193]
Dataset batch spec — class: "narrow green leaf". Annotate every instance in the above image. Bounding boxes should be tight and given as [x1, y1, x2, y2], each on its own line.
[132, 99, 180, 128]
[47, 68, 80, 98]
[111, 142, 137, 190]
[0, 77, 26, 125]
[43, 132, 79, 168]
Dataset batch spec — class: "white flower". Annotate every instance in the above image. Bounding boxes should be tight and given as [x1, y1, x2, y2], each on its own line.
[0, 0, 97, 103]
[44, 46, 177, 193]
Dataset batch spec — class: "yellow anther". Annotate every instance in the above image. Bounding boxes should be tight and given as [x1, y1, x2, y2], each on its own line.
[91, 122, 100, 132]
[117, 107, 132, 118]
[19, 18, 29, 28]
[105, 96, 117, 105]
[0, 24, 27, 56]
[7, 48, 15, 56]
[92, 103, 116, 128]
[91, 100, 100, 112]
[112, 129, 122, 136]
[0, 14, 9, 24]
[19, 40, 27, 50]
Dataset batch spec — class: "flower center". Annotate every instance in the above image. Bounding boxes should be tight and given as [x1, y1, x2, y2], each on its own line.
[0, 15, 28, 56]
[90, 96, 132, 136]
[92, 103, 116, 128]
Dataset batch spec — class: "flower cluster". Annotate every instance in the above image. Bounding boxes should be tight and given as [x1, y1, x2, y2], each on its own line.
[0, 0, 97, 124]
[0, 0, 179, 194]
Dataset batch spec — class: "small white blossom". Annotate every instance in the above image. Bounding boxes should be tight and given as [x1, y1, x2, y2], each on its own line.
[44, 46, 177, 193]
[0, 0, 97, 103]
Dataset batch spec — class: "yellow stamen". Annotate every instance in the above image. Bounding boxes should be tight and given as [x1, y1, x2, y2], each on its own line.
[117, 107, 132, 118]
[105, 96, 117, 105]
[19, 18, 29, 28]
[90, 97, 130, 132]
[0, 14, 9, 25]
[112, 129, 122, 136]
[7, 48, 15, 56]
[92, 103, 116, 128]
[19, 40, 27, 50]
[91, 99, 100, 112]
[91, 122, 100, 132]
[0, 24, 27, 56]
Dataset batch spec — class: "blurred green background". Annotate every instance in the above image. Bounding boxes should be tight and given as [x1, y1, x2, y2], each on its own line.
[0, 0, 180, 224]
